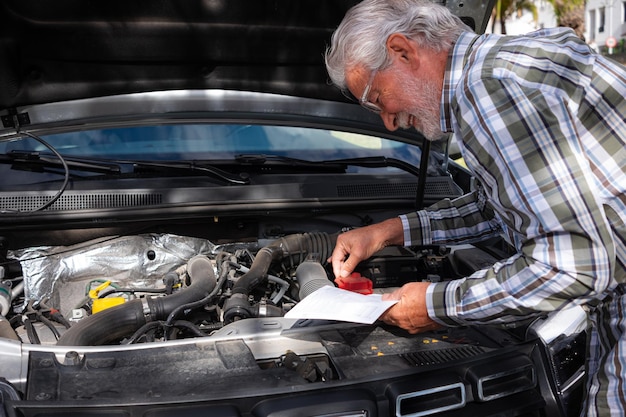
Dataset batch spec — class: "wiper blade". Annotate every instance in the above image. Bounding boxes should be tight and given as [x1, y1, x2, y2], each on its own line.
[3, 152, 249, 185]
[235, 154, 421, 178]
[132, 161, 249, 185]
[235, 154, 335, 168]
[3, 151, 123, 174]
[323, 156, 422, 178]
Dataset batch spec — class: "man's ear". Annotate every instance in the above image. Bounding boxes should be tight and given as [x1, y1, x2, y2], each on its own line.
[386, 33, 419, 66]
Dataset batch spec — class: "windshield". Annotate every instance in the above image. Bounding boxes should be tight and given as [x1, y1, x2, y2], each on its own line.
[3, 124, 422, 162]
[0, 124, 430, 183]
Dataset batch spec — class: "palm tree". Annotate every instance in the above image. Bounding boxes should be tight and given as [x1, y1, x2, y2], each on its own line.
[491, 0, 538, 34]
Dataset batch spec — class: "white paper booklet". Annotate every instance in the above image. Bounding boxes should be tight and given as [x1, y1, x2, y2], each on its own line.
[284, 285, 398, 324]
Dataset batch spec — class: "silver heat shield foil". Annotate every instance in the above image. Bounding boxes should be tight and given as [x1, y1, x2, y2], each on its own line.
[8, 234, 216, 314]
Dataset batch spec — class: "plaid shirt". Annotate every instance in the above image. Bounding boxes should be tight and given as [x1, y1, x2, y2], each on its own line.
[400, 28, 626, 416]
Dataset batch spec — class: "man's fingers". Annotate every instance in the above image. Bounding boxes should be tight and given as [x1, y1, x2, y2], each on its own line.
[329, 246, 348, 278]
[338, 255, 358, 278]
[330, 255, 358, 278]
[330, 237, 364, 278]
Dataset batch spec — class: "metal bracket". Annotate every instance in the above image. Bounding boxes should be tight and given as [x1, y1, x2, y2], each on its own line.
[1, 108, 30, 129]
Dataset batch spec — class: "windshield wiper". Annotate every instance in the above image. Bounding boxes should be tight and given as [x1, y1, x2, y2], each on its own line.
[132, 161, 249, 185]
[2, 151, 124, 174]
[235, 154, 344, 169]
[3, 152, 249, 185]
[234, 153, 428, 208]
[235, 154, 326, 167]
[234, 154, 422, 178]
[324, 156, 422, 178]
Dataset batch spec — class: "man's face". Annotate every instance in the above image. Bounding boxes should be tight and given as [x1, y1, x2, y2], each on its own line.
[346, 63, 446, 141]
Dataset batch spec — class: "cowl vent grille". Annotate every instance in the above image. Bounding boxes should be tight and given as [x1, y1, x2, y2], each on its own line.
[336, 177, 461, 199]
[402, 346, 486, 367]
[337, 183, 417, 198]
[0, 192, 162, 212]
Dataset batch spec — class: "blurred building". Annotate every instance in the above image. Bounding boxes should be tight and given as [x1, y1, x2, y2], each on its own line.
[585, 0, 625, 50]
[487, 0, 624, 53]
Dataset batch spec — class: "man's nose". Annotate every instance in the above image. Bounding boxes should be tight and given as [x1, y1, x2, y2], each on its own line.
[380, 112, 399, 131]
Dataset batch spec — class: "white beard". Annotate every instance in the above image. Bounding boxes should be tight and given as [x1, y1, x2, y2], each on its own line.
[396, 76, 445, 141]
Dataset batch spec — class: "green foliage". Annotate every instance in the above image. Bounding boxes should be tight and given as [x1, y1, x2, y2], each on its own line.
[544, 0, 585, 21]
[492, 0, 539, 34]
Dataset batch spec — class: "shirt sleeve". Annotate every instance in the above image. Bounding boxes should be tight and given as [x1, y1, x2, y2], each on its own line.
[422, 75, 618, 326]
[400, 190, 501, 247]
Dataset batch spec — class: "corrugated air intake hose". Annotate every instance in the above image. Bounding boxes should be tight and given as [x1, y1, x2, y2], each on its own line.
[223, 232, 337, 323]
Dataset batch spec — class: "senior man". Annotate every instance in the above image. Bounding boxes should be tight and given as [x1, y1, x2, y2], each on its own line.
[325, 0, 626, 415]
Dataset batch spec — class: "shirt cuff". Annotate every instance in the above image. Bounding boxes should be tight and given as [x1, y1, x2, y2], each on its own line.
[399, 214, 411, 246]
[399, 211, 432, 246]
[426, 280, 466, 326]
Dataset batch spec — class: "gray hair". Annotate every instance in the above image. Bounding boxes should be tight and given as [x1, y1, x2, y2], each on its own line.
[325, 0, 471, 90]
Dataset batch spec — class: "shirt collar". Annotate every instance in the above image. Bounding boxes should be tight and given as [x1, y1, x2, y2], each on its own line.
[441, 31, 480, 133]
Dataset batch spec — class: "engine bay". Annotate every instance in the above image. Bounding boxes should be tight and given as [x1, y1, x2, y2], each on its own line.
[3, 230, 499, 347]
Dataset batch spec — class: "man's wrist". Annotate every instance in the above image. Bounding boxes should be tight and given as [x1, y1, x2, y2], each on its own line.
[378, 217, 404, 247]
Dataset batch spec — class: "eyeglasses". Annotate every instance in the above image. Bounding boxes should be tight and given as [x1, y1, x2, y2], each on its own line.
[360, 70, 382, 114]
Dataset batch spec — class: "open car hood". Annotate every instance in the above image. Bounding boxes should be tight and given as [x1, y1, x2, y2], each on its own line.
[0, 0, 495, 113]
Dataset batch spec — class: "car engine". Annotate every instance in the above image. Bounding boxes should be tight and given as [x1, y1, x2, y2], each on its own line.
[3, 231, 488, 347]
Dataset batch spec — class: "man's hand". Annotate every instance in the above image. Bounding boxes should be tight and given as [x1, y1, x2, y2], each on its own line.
[380, 282, 441, 334]
[330, 217, 404, 279]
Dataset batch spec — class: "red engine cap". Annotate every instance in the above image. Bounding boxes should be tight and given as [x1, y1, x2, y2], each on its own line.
[335, 272, 373, 294]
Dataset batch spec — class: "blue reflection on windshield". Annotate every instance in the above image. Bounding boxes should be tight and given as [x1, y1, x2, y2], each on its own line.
[4, 124, 423, 169]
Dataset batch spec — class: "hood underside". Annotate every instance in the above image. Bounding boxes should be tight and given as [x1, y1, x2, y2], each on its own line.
[0, 0, 495, 114]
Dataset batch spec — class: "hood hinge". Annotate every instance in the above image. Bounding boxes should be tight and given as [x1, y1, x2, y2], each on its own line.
[1, 108, 30, 129]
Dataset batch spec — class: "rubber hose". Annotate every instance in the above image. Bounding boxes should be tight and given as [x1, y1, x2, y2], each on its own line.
[56, 298, 146, 346]
[57, 255, 216, 346]
[296, 258, 334, 300]
[231, 232, 337, 295]
[149, 256, 216, 318]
